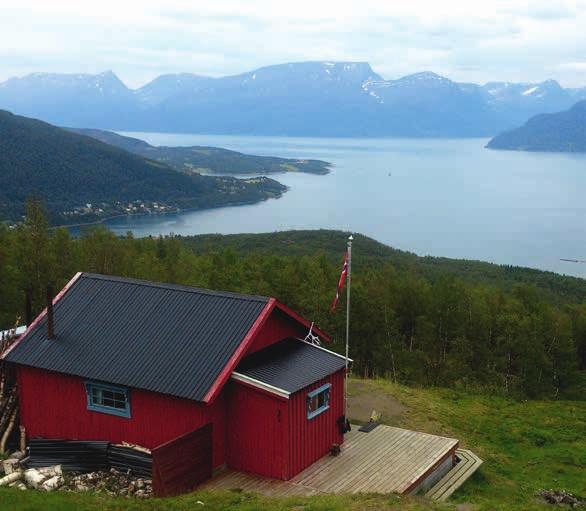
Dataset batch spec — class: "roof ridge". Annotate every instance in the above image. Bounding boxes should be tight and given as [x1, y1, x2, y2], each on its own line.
[79, 272, 269, 303]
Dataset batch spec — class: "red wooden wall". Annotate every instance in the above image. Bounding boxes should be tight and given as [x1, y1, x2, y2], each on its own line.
[225, 381, 288, 479]
[152, 424, 213, 497]
[15, 306, 342, 485]
[287, 369, 345, 478]
[225, 369, 345, 481]
[17, 366, 227, 468]
[246, 307, 309, 355]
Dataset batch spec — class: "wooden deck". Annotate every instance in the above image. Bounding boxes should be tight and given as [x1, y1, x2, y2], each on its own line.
[200, 424, 459, 496]
[425, 448, 483, 501]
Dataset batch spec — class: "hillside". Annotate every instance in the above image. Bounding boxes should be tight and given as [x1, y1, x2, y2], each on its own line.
[1, 224, 584, 401]
[0, 110, 286, 225]
[180, 230, 586, 305]
[1, 63, 585, 137]
[487, 100, 586, 152]
[67, 128, 331, 175]
[1, 379, 584, 510]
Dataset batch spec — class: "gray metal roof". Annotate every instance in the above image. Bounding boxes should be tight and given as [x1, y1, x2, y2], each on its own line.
[4, 273, 269, 402]
[235, 338, 347, 394]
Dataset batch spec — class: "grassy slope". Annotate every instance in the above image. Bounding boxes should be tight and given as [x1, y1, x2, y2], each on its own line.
[350, 380, 586, 510]
[1, 379, 584, 511]
[181, 230, 586, 305]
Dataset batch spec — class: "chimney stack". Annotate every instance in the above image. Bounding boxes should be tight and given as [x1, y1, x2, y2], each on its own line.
[46, 286, 55, 339]
[25, 288, 33, 327]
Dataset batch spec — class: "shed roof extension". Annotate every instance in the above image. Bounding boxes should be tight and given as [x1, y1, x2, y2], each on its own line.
[3, 273, 272, 402]
[233, 338, 348, 396]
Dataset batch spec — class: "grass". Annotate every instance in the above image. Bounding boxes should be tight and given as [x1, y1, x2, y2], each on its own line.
[1, 379, 584, 510]
[0, 489, 447, 511]
[348, 379, 586, 510]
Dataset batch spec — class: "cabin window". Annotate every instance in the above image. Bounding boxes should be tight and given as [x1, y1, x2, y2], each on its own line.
[307, 383, 331, 419]
[85, 381, 131, 418]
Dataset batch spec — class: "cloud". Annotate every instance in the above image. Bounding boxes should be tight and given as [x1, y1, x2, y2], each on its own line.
[1, 0, 585, 88]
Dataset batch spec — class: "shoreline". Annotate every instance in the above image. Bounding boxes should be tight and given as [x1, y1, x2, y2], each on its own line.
[51, 189, 288, 231]
[198, 161, 333, 177]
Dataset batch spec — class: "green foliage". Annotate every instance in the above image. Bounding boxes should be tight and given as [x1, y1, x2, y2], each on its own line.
[182, 231, 586, 305]
[1, 220, 584, 399]
[0, 110, 285, 224]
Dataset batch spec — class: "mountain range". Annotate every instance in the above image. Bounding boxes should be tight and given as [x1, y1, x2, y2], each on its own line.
[487, 100, 586, 152]
[1, 62, 585, 137]
[0, 110, 285, 225]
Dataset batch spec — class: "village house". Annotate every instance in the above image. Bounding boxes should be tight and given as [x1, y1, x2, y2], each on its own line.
[2, 272, 482, 499]
[2, 272, 349, 495]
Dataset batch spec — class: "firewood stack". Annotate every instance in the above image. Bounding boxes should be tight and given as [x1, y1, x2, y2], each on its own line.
[0, 325, 20, 455]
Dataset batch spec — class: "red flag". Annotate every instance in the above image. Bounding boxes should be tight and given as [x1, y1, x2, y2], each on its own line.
[331, 251, 349, 311]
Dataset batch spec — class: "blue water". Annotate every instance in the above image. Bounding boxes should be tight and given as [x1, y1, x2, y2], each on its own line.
[88, 133, 586, 278]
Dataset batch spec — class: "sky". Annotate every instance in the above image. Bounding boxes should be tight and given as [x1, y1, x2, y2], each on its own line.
[2, 0, 586, 88]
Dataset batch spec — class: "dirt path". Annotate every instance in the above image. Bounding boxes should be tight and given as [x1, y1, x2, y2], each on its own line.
[347, 379, 407, 424]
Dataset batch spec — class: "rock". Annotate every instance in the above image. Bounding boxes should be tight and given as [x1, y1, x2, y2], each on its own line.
[41, 475, 64, 491]
[537, 489, 585, 507]
[53, 469, 153, 498]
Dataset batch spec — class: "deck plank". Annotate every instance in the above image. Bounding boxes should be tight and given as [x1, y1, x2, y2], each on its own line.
[201, 424, 461, 497]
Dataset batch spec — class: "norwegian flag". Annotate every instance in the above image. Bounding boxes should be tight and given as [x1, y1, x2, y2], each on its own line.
[331, 250, 349, 311]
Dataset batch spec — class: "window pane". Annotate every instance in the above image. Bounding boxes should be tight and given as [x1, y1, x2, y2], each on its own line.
[307, 385, 331, 418]
[87, 383, 130, 417]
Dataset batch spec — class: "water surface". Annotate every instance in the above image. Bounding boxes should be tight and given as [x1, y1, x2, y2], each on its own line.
[89, 133, 586, 278]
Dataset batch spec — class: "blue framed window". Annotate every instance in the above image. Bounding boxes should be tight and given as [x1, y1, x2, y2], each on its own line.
[85, 381, 131, 418]
[307, 383, 331, 419]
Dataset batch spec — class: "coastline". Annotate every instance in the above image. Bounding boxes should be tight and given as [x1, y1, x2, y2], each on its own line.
[51, 187, 289, 231]
[199, 161, 333, 177]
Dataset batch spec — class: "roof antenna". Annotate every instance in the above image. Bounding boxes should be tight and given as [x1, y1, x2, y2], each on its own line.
[46, 285, 55, 339]
[303, 322, 321, 346]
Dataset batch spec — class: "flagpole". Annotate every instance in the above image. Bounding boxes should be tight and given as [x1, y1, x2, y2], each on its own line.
[344, 234, 353, 423]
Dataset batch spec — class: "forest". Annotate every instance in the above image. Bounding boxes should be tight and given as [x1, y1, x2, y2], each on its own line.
[0, 110, 285, 224]
[1, 201, 584, 400]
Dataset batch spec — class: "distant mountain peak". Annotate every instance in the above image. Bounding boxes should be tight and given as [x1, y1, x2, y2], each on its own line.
[242, 61, 381, 83]
[401, 71, 449, 81]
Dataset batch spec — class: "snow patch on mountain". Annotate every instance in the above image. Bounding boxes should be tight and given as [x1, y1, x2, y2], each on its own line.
[522, 86, 539, 96]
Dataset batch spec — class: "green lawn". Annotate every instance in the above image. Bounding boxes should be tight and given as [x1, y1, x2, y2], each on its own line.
[1, 379, 584, 510]
[348, 379, 585, 510]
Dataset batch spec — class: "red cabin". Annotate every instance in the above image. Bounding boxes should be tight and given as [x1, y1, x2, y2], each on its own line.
[3, 273, 349, 495]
